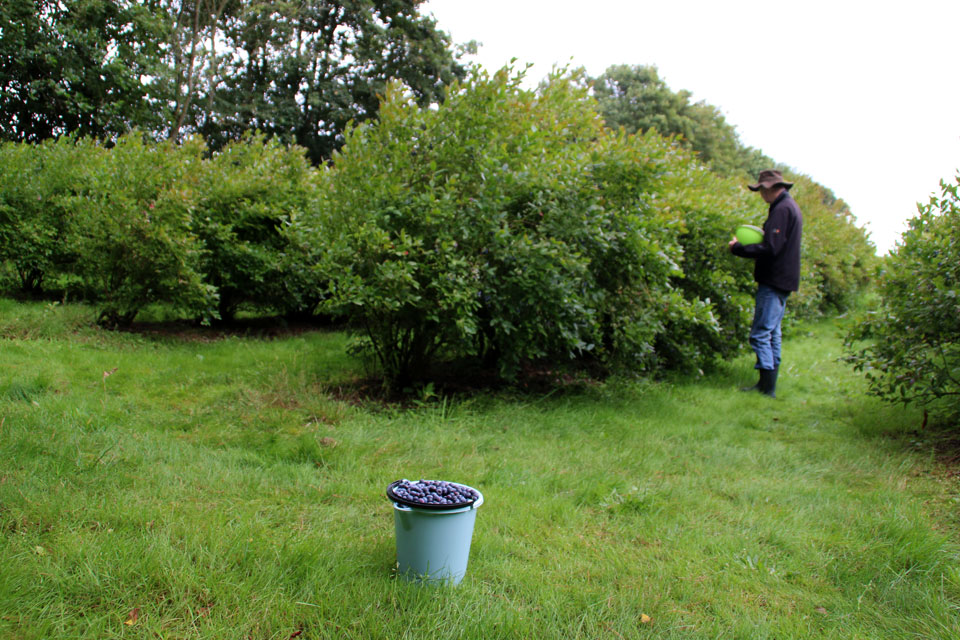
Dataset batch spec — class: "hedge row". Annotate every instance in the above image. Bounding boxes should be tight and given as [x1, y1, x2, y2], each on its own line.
[845, 174, 960, 426]
[0, 132, 321, 326]
[0, 69, 876, 387]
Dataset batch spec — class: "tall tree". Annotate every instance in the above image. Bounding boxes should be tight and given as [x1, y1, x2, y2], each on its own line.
[157, 0, 239, 141]
[159, 0, 466, 163]
[0, 0, 166, 142]
[591, 64, 769, 178]
[2, 0, 465, 163]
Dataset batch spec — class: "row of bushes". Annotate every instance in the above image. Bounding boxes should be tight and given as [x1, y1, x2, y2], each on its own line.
[845, 173, 960, 426]
[0, 69, 876, 387]
[0, 133, 321, 326]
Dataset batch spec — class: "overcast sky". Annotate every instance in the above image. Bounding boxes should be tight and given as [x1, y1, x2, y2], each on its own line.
[422, 0, 960, 254]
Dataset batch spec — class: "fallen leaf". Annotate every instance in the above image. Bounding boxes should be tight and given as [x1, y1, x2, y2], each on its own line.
[124, 608, 140, 626]
[319, 437, 338, 447]
[640, 614, 652, 624]
[34, 546, 46, 556]
[815, 606, 828, 615]
[103, 367, 118, 379]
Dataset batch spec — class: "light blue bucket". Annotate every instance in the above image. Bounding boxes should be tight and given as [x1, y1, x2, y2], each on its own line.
[392, 488, 484, 585]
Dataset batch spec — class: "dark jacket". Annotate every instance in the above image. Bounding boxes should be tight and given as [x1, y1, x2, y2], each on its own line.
[731, 191, 802, 292]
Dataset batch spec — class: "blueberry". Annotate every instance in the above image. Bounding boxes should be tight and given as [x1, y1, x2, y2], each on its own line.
[393, 479, 477, 506]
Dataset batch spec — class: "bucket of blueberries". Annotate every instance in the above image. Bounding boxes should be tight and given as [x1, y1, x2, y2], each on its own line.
[386, 479, 484, 585]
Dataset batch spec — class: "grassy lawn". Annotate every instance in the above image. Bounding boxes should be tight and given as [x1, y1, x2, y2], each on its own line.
[1, 300, 958, 639]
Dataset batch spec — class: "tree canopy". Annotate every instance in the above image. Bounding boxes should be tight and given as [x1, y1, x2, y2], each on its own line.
[0, 0, 466, 163]
[591, 64, 772, 179]
[160, 0, 467, 163]
[0, 0, 166, 142]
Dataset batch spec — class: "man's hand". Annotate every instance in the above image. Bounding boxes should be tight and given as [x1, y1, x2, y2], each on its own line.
[728, 237, 739, 252]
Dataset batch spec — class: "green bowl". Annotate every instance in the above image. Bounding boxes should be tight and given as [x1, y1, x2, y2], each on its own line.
[735, 224, 764, 245]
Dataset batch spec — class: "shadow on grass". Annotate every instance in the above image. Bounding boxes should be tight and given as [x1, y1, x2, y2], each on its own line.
[116, 314, 347, 343]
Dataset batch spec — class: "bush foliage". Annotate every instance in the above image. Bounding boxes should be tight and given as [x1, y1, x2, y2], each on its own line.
[72, 135, 216, 327]
[0, 136, 98, 295]
[0, 68, 876, 389]
[0, 133, 320, 326]
[789, 175, 878, 317]
[845, 174, 960, 424]
[592, 64, 766, 179]
[294, 70, 765, 388]
[194, 133, 321, 321]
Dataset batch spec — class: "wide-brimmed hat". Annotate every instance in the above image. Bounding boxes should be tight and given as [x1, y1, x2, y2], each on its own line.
[748, 169, 793, 191]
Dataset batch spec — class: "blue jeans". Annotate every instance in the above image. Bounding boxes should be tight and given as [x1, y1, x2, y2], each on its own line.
[749, 284, 790, 371]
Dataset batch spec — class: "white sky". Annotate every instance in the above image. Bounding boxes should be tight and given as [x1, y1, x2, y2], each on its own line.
[422, 0, 960, 254]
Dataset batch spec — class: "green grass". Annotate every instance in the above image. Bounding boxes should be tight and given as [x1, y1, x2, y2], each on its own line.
[1, 301, 958, 639]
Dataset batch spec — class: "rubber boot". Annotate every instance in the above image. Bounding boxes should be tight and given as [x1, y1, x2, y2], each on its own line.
[740, 359, 765, 393]
[759, 367, 778, 398]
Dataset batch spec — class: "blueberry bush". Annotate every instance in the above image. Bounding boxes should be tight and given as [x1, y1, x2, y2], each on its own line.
[789, 175, 878, 317]
[0, 137, 99, 295]
[656, 160, 761, 369]
[0, 133, 322, 326]
[294, 69, 759, 389]
[72, 134, 216, 327]
[845, 173, 960, 425]
[0, 69, 876, 392]
[194, 133, 321, 321]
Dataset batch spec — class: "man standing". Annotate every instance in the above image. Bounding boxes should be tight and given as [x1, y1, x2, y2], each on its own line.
[729, 169, 802, 398]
